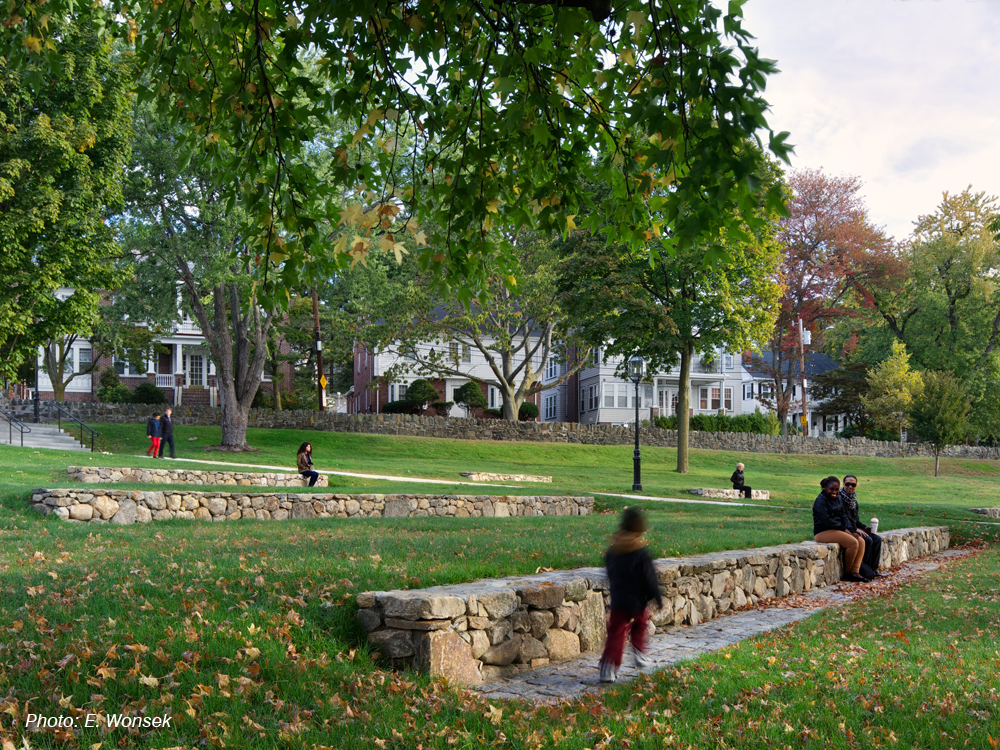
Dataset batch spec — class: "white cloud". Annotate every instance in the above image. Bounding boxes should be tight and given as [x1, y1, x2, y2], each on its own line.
[740, 0, 1000, 240]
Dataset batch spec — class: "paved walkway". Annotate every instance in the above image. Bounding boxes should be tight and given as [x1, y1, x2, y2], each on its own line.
[475, 548, 969, 703]
[133, 456, 783, 510]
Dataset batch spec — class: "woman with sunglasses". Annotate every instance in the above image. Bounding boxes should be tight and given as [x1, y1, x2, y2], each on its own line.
[840, 475, 884, 577]
[813, 476, 869, 583]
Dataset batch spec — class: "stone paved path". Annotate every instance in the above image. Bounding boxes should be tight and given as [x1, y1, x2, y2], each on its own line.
[476, 548, 968, 704]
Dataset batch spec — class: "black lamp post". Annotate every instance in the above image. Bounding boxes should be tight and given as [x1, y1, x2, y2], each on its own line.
[33, 347, 41, 423]
[628, 355, 645, 491]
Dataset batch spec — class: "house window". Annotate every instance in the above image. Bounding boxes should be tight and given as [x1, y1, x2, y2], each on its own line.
[488, 386, 497, 409]
[604, 383, 614, 408]
[711, 387, 721, 410]
[187, 354, 204, 386]
[589, 385, 599, 411]
[544, 394, 557, 421]
[699, 387, 708, 410]
[743, 382, 753, 400]
[546, 356, 559, 381]
[398, 384, 408, 401]
[592, 348, 600, 366]
[759, 382, 772, 400]
[671, 393, 679, 414]
[77, 348, 92, 373]
[724, 354, 733, 370]
[824, 415, 839, 432]
[113, 356, 141, 377]
[449, 342, 460, 361]
[617, 383, 628, 408]
[580, 386, 587, 413]
[644, 385, 653, 408]
[724, 387, 733, 412]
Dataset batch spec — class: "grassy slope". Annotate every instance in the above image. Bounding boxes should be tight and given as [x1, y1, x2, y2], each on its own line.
[1, 426, 998, 748]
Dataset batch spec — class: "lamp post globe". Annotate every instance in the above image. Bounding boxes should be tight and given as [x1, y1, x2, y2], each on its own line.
[628, 355, 645, 491]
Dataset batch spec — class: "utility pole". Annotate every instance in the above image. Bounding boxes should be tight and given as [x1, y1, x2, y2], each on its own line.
[312, 288, 326, 411]
[798, 318, 809, 436]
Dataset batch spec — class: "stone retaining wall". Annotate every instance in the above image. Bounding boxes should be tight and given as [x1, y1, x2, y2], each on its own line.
[356, 526, 949, 685]
[970, 508, 1000, 519]
[688, 488, 770, 501]
[29, 488, 593, 524]
[9, 399, 999, 460]
[460, 472, 552, 483]
[67, 465, 329, 488]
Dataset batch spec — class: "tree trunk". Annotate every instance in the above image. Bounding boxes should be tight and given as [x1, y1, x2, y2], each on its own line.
[218, 381, 251, 448]
[934, 449, 940, 477]
[43, 344, 69, 402]
[676, 341, 693, 474]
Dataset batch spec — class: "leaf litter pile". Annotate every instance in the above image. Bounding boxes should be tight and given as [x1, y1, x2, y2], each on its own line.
[1, 516, 998, 749]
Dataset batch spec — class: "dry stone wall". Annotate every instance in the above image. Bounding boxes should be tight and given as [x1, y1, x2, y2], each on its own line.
[12, 400, 999, 460]
[356, 526, 950, 685]
[688, 488, 770, 501]
[29, 488, 593, 524]
[970, 508, 1000, 519]
[67, 465, 329, 488]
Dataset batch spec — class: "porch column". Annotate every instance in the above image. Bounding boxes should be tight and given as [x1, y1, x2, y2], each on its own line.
[174, 343, 183, 406]
[208, 357, 217, 408]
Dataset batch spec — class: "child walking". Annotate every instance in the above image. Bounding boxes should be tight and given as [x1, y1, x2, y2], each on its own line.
[146, 412, 162, 458]
[599, 507, 663, 683]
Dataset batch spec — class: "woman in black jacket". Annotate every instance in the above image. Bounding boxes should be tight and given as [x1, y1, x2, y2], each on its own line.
[813, 476, 868, 583]
[840, 475, 884, 577]
[730, 463, 752, 498]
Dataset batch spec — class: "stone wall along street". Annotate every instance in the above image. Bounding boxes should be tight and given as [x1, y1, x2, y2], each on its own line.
[67, 465, 329, 488]
[356, 526, 950, 686]
[688, 488, 771, 501]
[29, 488, 594, 524]
[12, 399, 1000, 460]
[460, 472, 553, 483]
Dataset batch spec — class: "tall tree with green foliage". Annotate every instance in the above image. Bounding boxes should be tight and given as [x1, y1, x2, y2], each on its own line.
[558, 157, 784, 473]
[0, 12, 134, 381]
[3, 0, 790, 304]
[911, 371, 971, 477]
[861, 341, 923, 443]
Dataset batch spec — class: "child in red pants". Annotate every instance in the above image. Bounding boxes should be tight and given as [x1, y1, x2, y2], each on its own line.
[599, 507, 663, 683]
[146, 412, 162, 458]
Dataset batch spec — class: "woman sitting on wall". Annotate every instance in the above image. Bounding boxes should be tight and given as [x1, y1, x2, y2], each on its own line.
[730, 462, 752, 499]
[296, 442, 320, 487]
[813, 476, 869, 583]
[840, 474, 884, 577]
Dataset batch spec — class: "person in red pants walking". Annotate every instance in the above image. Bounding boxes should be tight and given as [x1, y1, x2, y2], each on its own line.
[599, 507, 663, 683]
[145, 412, 162, 458]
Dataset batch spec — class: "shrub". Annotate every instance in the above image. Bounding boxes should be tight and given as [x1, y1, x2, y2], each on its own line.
[653, 409, 778, 435]
[453, 381, 487, 413]
[130, 382, 167, 405]
[431, 400, 454, 417]
[383, 400, 416, 414]
[404, 379, 439, 411]
[96, 383, 131, 404]
[518, 402, 539, 421]
[483, 408, 503, 419]
[99, 368, 122, 389]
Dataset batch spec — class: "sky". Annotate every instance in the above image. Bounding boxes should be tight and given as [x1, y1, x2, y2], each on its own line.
[738, 0, 1000, 242]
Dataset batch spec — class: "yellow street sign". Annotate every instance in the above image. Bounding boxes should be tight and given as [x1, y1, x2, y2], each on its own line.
[800, 415, 807, 426]
[319, 375, 328, 390]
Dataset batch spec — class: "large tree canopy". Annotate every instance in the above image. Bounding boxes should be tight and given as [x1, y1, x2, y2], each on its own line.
[3, 0, 790, 305]
[0, 12, 134, 380]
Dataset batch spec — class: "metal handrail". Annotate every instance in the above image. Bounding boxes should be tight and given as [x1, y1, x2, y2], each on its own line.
[0, 405, 31, 448]
[44, 401, 99, 452]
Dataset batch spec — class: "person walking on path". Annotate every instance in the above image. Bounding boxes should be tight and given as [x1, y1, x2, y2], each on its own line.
[146, 412, 162, 458]
[598, 507, 663, 684]
[840, 474, 884, 577]
[730, 463, 752, 499]
[296, 442, 319, 487]
[157, 407, 176, 459]
[813, 476, 869, 583]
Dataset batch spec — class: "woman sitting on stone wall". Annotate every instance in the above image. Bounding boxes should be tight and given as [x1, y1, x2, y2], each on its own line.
[296, 442, 320, 487]
[813, 476, 870, 583]
[840, 474, 884, 578]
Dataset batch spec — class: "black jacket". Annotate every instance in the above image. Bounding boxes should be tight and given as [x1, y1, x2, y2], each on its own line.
[146, 418, 160, 438]
[605, 546, 663, 613]
[730, 470, 745, 487]
[159, 414, 174, 437]
[813, 491, 849, 535]
[839, 490, 871, 533]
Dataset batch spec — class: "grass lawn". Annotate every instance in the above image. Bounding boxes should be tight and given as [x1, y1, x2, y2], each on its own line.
[1, 427, 998, 748]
